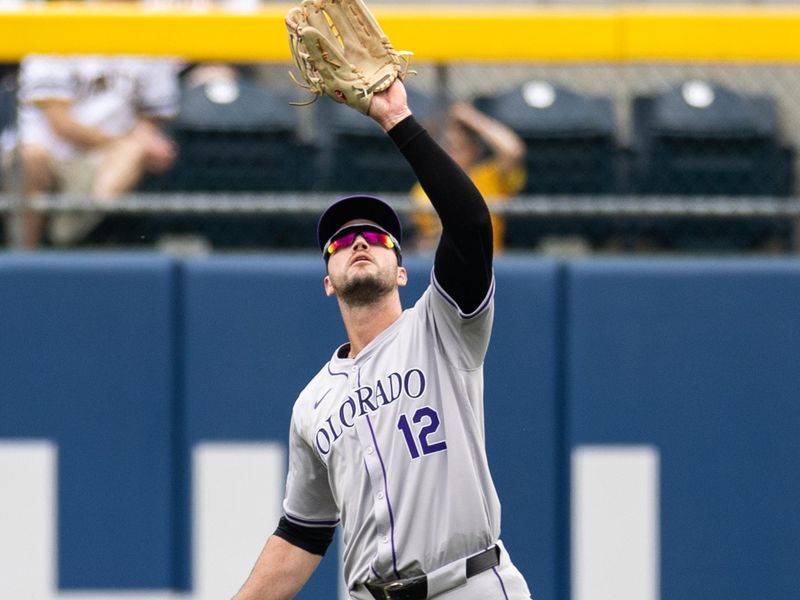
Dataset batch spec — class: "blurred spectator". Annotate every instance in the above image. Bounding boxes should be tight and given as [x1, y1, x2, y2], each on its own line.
[411, 102, 526, 253]
[17, 54, 180, 247]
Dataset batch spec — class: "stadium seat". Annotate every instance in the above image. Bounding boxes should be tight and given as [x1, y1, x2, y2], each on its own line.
[630, 81, 795, 250]
[0, 80, 13, 134]
[96, 78, 319, 249]
[631, 81, 793, 196]
[147, 78, 315, 193]
[474, 81, 621, 248]
[0, 72, 16, 245]
[320, 85, 438, 192]
[475, 81, 619, 195]
[0, 72, 16, 190]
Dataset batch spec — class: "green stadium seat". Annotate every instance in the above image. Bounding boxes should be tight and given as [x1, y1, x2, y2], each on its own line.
[92, 78, 321, 249]
[630, 81, 795, 251]
[474, 82, 622, 248]
[475, 82, 619, 195]
[631, 82, 793, 196]
[147, 78, 315, 193]
[0, 73, 16, 246]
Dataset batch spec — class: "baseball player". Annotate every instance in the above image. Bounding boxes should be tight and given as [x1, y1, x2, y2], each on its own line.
[233, 79, 532, 600]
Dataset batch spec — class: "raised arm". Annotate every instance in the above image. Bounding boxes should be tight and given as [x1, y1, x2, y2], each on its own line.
[371, 81, 494, 313]
[449, 102, 526, 178]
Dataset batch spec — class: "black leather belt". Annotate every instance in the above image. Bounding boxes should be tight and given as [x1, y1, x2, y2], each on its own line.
[364, 545, 500, 600]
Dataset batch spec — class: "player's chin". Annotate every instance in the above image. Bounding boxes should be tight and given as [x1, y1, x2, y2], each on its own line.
[344, 269, 380, 289]
[338, 274, 394, 306]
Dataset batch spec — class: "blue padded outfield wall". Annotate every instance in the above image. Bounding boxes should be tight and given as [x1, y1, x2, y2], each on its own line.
[1, 253, 798, 600]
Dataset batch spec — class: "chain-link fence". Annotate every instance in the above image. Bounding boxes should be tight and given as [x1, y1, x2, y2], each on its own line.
[2, 28, 800, 253]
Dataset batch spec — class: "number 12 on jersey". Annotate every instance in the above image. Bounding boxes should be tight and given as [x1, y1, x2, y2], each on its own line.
[397, 406, 447, 459]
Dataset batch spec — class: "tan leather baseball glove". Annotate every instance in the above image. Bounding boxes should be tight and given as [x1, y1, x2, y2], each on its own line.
[286, 0, 412, 114]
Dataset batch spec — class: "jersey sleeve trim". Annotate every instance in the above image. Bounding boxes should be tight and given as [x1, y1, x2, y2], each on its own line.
[431, 269, 495, 319]
[283, 510, 340, 528]
[274, 516, 336, 556]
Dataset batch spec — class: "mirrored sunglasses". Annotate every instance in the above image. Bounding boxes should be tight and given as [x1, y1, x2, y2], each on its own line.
[325, 226, 398, 257]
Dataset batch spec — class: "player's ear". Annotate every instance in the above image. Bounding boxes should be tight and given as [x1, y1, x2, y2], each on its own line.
[396, 266, 408, 288]
[323, 275, 336, 297]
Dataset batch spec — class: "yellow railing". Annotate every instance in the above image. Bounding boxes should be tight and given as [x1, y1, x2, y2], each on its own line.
[2, 3, 800, 62]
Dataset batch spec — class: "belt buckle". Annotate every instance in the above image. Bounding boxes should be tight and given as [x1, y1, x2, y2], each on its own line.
[383, 581, 405, 599]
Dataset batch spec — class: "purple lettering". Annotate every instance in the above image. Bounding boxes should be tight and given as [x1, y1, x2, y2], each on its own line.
[356, 386, 377, 416]
[388, 372, 403, 403]
[326, 415, 342, 443]
[339, 397, 357, 428]
[375, 380, 391, 406]
[315, 428, 332, 455]
[404, 368, 426, 399]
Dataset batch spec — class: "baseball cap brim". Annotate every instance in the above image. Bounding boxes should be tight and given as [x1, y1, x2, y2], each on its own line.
[317, 195, 403, 253]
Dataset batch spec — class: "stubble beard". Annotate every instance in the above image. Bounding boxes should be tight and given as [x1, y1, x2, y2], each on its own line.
[336, 271, 395, 308]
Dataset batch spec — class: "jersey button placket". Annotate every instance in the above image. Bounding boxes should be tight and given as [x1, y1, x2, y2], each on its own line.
[354, 414, 395, 575]
[349, 365, 360, 391]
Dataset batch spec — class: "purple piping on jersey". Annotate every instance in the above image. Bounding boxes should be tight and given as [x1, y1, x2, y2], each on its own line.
[327, 362, 350, 379]
[431, 271, 495, 319]
[492, 566, 509, 600]
[366, 414, 400, 579]
[283, 510, 340, 527]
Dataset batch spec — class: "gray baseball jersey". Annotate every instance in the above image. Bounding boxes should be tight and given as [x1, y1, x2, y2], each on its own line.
[283, 271, 502, 591]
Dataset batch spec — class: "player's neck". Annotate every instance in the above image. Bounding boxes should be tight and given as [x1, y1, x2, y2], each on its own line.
[339, 293, 402, 358]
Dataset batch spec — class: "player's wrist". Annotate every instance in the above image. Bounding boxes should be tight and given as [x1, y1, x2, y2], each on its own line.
[375, 107, 413, 132]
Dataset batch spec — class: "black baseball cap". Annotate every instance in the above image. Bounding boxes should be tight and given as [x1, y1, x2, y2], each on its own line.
[317, 195, 403, 254]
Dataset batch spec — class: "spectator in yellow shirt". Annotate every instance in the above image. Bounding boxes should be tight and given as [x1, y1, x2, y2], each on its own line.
[411, 102, 526, 253]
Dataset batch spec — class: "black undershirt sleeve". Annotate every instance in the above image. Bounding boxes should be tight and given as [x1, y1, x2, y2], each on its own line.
[273, 516, 336, 556]
[388, 115, 493, 314]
